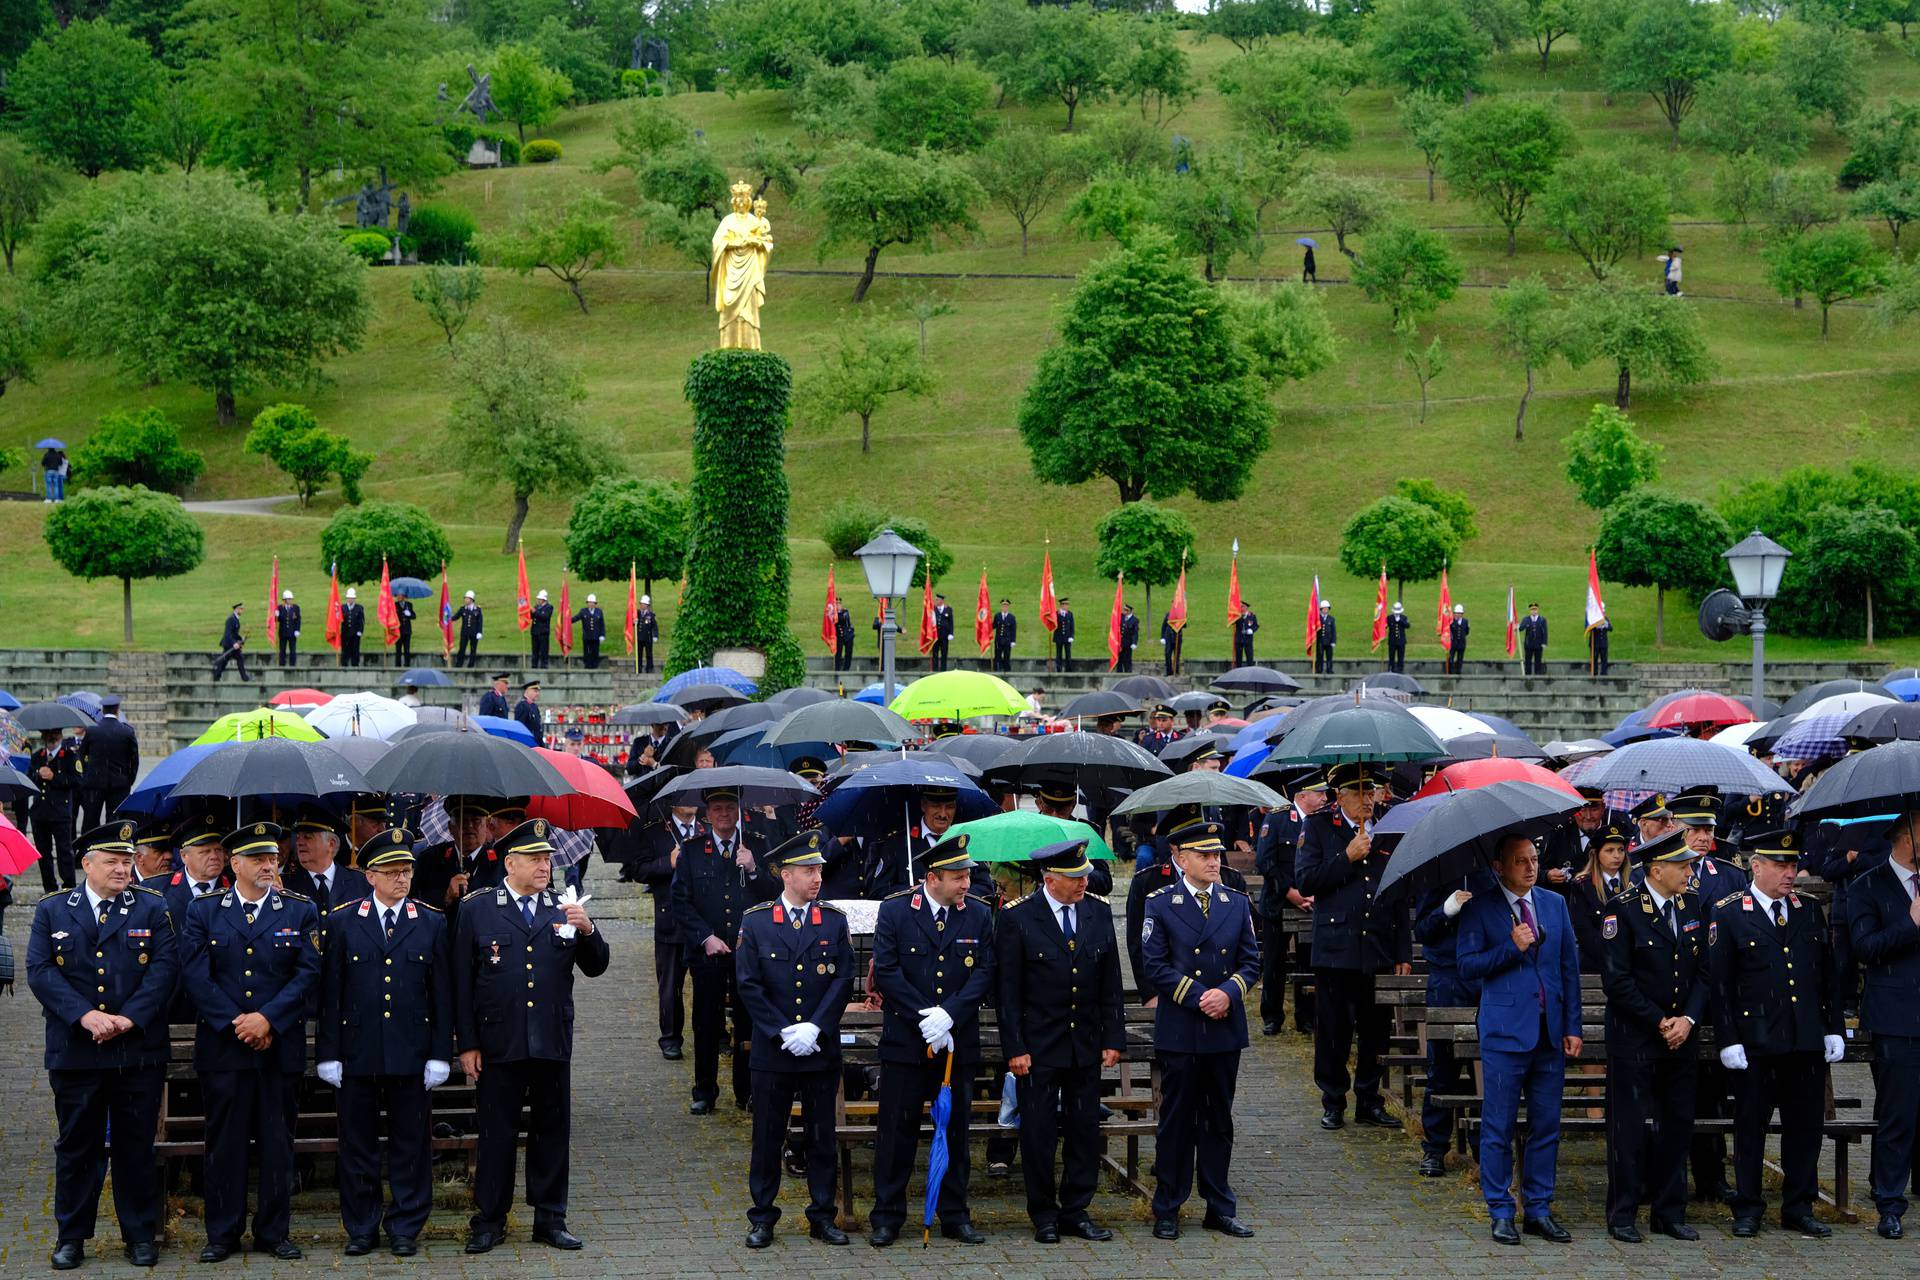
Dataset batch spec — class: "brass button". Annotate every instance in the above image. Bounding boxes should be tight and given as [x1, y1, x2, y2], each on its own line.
[246, 947, 254, 955]
[97, 985, 105, 992]
[527, 1000, 535, 1007]
[244, 970, 253, 977]
[95, 951, 103, 958]
[383, 1011, 391, 1018]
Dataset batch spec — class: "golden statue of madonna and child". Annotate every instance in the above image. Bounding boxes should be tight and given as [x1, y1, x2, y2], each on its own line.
[710, 181, 772, 350]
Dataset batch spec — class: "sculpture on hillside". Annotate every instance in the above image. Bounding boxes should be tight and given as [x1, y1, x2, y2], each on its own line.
[710, 181, 772, 350]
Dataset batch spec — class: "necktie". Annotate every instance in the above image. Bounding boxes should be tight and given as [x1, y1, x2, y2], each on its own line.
[1910, 872, 1920, 903]
[194, 882, 211, 897]
[1771, 899, 1786, 928]
[520, 896, 535, 928]
[314, 876, 330, 911]
[1606, 877, 1620, 897]
[934, 906, 948, 932]
[1060, 905, 1075, 941]
[1517, 897, 1544, 1009]
[244, 902, 257, 926]
[383, 908, 396, 939]
[1664, 901, 1677, 936]
[1198, 890, 1210, 918]
[792, 906, 803, 931]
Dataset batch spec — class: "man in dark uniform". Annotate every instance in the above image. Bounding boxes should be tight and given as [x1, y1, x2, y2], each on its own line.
[1446, 604, 1469, 674]
[130, 821, 174, 886]
[1295, 762, 1410, 1130]
[833, 602, 855, 672]
[992, 598, 1017, 673]
[81, 696, 139, 827]
[996, 839, 1125, 1242]
[672, 788, 776, 1113]
[1160, 610, 1182, 676]
[339, 587, 366, 667]
[867, 834, 994, 1245]
[1139, 821, 1262, 1240]
[1541, 787, 1612, 886]
[1709, 827, 1843, 1238]
[1127, 811, 1249, 998]
[1600, 830, 1709, 1242]
[1672, 787, 1743, 897]
[735, 833, 854, 1249]
[1051, 596, 1074, 671]
[1518, 602, 1548, 675]
[634, 593, 657, 672]
[1312, 602, 1335, 674]
[454, 819, 608, 1253]
[573, 593, 605, 669]
[1589, 609, 1612, 675]
[1233, 604, 1259, 667]
[178, 823, 322, 1262]
[638, 804, 702, 1059]
[1413, 864, 1495, 1177]
[931, 593, 954, 671]
[862, 785, 969, 899]
[1031, 784, 1115, 897]
[529, 589, 554, 668]
[1117, 604, 1138, 672]
[1137, 706, 1181, 756]
[1849, 809, 1920, 1240]
[281, 807, 368, 915]
[512, 680, 545, 748]
[29, 727, 82, 892]
[141, 817, 229, 921]
[27, 822, 179, 1271]
[410, 796, 496, 914]
[477, 672, 511, 720]
[276, 590, 301, 667]
[211, 602, 250, 682]
[314, 831, 454, 1257]
[394, 595, 415, 667]
[1255, 773, 1320, 1036]
[455, 591, 483, 667]
[1384, 602, 1410, 673]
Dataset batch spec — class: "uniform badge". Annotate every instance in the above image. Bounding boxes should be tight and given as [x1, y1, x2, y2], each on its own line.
[119, 822, 134, 840]
[254, 823, 266, 836]
[1142, 916, 1155, 940]
[964, 954, 975, 967]
[1602, 915, 1617, 939]
[1709, 922, 1718, 946]
[816, 963, 827, 975]
[488, 941, 502, 966]
[51, 931, 68, 941]
[1171, 895, 1183, 905]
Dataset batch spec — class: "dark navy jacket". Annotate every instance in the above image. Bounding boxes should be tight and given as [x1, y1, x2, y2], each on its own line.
[871, 888, 995, 1065]
[1849, 858, 1920, 1039]
[179, 887, 323, 1073]
[317, 895, 455, 1075]
[1139, 880, 1261, 1054]
[994, 890, 1124, 1069]
[1295, 806, 1411, 973]
[27, 884, 180, 1069]
[282, 862, 370, 917]
[733, 898, 853, 1072]
[1413, 869, 1497, 1006]
[453, 885, 611, 1062]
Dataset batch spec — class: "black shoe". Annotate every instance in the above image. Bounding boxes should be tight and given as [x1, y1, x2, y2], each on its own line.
[690, 1099, 714, 1115]
[345, 1237, 376, 1256]
[1354, 1102, 1402, 1129]
[1152, 1218, 1180, 1240]
[464, 1229, 502, 1254]
[532, 1227, 584, 1250]
[1262, 1020, 1280, 1036]
[198, 1243, 234, 1263]
[1320, 1107, 1345, 1131]
[1418, 1152, 1446, 1177]
[745, 1225, 774, 1249]
[259, 1240, 302, 1260]
[1491, 1218, 1521, 1246]
[809, 1221, 849, 1245]
[1061, 1220, 1112, 1241]
[390, 1237, 418, 1256]
[1880, 1213, 1904, 1240]
[1523, 1215, 1571, 1243]
[1202, 1213, 1255, 1238]
[1032, 1225, 1060, 1244]
[1782, 1213, 1831, 1239]
[940, 1221, 986, 1244]
[986, 1160, 1011, 1178]
[662, 1044, 683, 1060]
[785, 1151, 807, 1176]
[869, 1226, 898, 1247]
[1731, 1218, 1759, 1237]
[51, 1242, 84, 1270]
[126, 1241, 159, 1267]
[1650, 1220, 1699, 1241]
[1608, 1224, 1644, 1244]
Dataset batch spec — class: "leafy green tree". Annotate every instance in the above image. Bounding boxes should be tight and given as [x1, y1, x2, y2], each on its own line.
[1603, 0, 1734, 142]
[1538, 152, 1672, 279]
[1292, 170, 1393, 259]
[1562, 403, 1662, 509]
[1562, 280, 1713, 408]
[1064, 171, 1164, 245]
[1157, 159, 1262, 282]
[71, 406, 204, 493]
[318, 500, 452, 583]
[794, 310, 935, 453]
[1762, 165, 1846, 243]
[1017, 230, 1275, 505]
[881, 515, 953, 590]
[1720, 460, 1920, 551]
[446, 316, 617, 550]
[1396, 477, 1479, 542]
[596, 97, 694, 176]
[1226, 282, 1339, 387]
[0, 0, 51, 71]
[477, 187, 625, 315]
[63, 173, 368, 425]
[1397, 89, 1457, 202]
[1853, 176, 1920, 249]
[409, 263, 485, 349]
[1488, 276, 1565, 439]
[1568, 0, 1638, 74]
[9, 19, 157, 177]
[563, 476, 689, 594]
[638, 144, 730, 219]
[820, 497, 891, 560]
[905, 0, 978, 63]
[137, 73, 218, 175]
[741, 134, 817, 202]
[43, 484, 204, 642]
[1401, 334, 1447, 422]
[1776, 19, 1865, 129]
[1208, 0, 1313, 53]
[1438, 96, 1573, 255]
[1712, 152, 1775, 230]
[244, 402, 371, 506]
[1839, 99, 1920, 191]
[812, 144, 982, 303]
[972, 127, 1076, 256]
[1594, 488, 1734, 645]
[870, 56, 993, 153]
[1521, 0, 1574, 70]
[1005, 3, 1129, 131]
[790, 60, 876, 142]
[490, 44, 572, 145]
[1370, 0, 1491, 101]
[0, 295, 37, 399]
[1797, 504, 1916, 645]
[1094, 500, 1197, 622]
[1351, 222, 1462, 334]
[1764, 223, 1891, 337]
[1683, 73, 1810, 163]
[725, 0, 918, 85]
[1338, 495, 1460, 599]
[1118, 19, 1197, 126]
[529, 15, 614, 103]
[0, 136, 64, 274]
[1215, 43, 1353, 153]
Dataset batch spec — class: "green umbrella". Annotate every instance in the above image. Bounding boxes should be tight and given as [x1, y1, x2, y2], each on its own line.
[193, 708, 326, 745]
[889, 671, 1028, 721]
[946, 810, 1115, 862]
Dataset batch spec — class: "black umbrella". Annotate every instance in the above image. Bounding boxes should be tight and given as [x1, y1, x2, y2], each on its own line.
[685, 701, 782, 744]
[317, 735, 394, 774]
[1266, 704, 1449, 764]
[1168, 691, 1227, 713]
[1212, 666, 1302, 693]
[1058, 691, 1145, 720]
[0, 760, 40, 802]
[1839, 701, 1920, 745]
[364, 728, 570, 797]
[1247, 692, 1410, 747]
[1780, 678, 1892, 718]
[1734, 694, 1782, 721]
[623, 763, 686, 816]
[169, 738, 372, 801]
[923, 733, 1027, 773]
[998, 731, 1172, 792]
[1376, 780, 1584, 900]
[1790, 740, 1920, 820]
[611, 703, 689, 727]
[766, 686, 837, 708]
[1580, 736, 1786, 796]
[389, 719, 464, 740]
[1351, 673, 1427, 696]
[1243, 694, 1305, 717]
[1110, 674, 1177, 701]
[1159, 734, 1232, 769]
[13, 701, 93, 732]
[665, 684, 751, 711]
[1439, 732, 1547, 762]
[1112, 771, 1285, 816]
[655, 764, 819, 809]
[1743, 714, 1797, 756]
[764, 699, 914, 746]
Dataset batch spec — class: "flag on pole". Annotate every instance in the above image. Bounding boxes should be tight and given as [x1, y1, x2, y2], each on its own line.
[1303, 575, 1321, 655]
[1504, 586, 1518, 658]
[378, 557, 400, 645]
[267, 556, 280, 643]
[438, 562, 453, 657]
[1584, 549, 1607, 631]
[558, 576, 574, 656]
[1227, 542, 1244, 626]
[1435, 563, 1452, 639]
[1370, 564, 1389, 652]
[1107, 573, 1125, 670]
[1168, 558, 1188, 632]
[324, 563, 342, 652]
[625, 562, 639, 655]
[516, 541, 533, 631]
[975, 568, 992, 655]
[918, 577, 937, 656]
[822, 565, 839, 647]
[1039, 545, 1058, 632]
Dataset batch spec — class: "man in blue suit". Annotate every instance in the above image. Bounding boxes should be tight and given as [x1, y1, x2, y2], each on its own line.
[1457, 833, 1583, 1246]
[1847, 809, 1920, 1240]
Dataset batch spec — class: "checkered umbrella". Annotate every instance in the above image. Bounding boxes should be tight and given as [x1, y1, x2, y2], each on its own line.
[1770, 713, 1853, 762]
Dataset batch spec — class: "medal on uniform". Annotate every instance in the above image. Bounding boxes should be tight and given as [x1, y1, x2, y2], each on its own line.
[1602, 914, 1618, 939]
[817, 963, 827, 974]
[488, 940, 502, 966]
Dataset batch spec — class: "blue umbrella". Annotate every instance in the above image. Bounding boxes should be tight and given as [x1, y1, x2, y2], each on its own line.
[1295, 236, 1318, 248]
[853, 682, 888, 706]
[657, 667, 757, 699]
[813, 755, 995, 840]
[34, 438, 66, 449]
[1884, 676, 1920, 703]
[1224, 741, 1269, 777]
[922, 1049, 955, 1247]
[120, 742, 230, 816]
[388, 577, 434, 599]
[472, 714, 536, 747]
[395, 668, 453, 687]
[1600, 722, 1678, 748]
[710, 725, 837, 769]
[0, 690, 19, 711]
[57, 691, 103, 722]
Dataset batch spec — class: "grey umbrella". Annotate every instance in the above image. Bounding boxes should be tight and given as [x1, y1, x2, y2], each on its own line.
[0, 760, 40, 801]
[1168, 691, 1229, 713]
[766, 686, 837, 708]
[1377, 780, 1584, 900]
[1789, 740, 1920, 820]
[1112, 771, 1286, 816]
[610, 703, 689, 727]
[1839, 701, 1920, 745]
[925, 734, 1027, 773]
[999, 731, 1172, 790]
[1352, 673, 1427, 697]
[364, 728, 570, 797]
[169, 738, 371, 800]
[13, 701, 94, 732]
[1439, 732, 1547, 762]
[655, 765, 820, 809]
[317, 735, 393, 774]
[665, 684, 751, 711]
[1159, 734, 1233, 768]
[1580, 736, 1786, 796]
[1213, 666, 1303, 693]
[1265, 705, 1449, 765]
[1110, 674, 1177, 701]
[764, 699, 914, 746]
[1059, 691, 1146, 720]
[1780, 678, 1892, 718]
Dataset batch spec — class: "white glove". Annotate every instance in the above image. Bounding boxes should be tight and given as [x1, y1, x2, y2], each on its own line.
[932, 1031, 954, 1055]
[785, 1022, 821, 1056]
[1719, 1044, 1749, 1071]
[918, 1006, 954, 1043]
[317, 1060, 343, 1088]
[1825, 1034, 1845, 1063]
[423, 1059, 451, 1090]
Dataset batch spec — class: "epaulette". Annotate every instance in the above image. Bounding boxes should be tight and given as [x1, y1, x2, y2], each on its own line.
[278, 890, 312, 903]
[411, 900, 444, 914]
[884, 886, 919, 901]
[329, 900, 360, 915]
[1004, 893, 1029, 908]
[37, 888, 67, 903]
[1217, 884, 1248, 899]
[1715, 890, 1745, 911]
[816, 900, 846, 915]
[129, 884, 164, 898]
[743, 900, 775, 915]
[1147, 884, 1176, 899]
[461, 885, 494, 902]
[964, 892, 994, 909]
[1086, 893, 1110, 905]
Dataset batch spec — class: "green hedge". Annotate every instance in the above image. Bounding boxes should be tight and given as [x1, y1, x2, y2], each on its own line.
[408, 204, 476, 264]
[343, 230, 391, 263]
[524, 139, 563, 164]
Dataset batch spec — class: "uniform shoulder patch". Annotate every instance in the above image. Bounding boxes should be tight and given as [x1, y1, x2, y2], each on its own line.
[279, 890, 312, 903]
[460, 885, 494, 902]
[884, 886, 919, 901]
[1085, 893, 1110, 905]
[1714, 890, 1745, 911]
[1146, 884, 1176, 899]
[412, 900, 444, 914]
[816, 901, 846, 916]
[329, 900, 360, 915]
[129, 884, 163, 898]
[1601, 914, 1618, 940]
[37, 888, 67, 903]
[1217, 883, 1249, 899]
[742, 900, 775, 915]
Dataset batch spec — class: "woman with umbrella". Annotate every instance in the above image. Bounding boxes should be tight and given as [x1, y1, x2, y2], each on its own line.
[1299, 237, 1318, 283]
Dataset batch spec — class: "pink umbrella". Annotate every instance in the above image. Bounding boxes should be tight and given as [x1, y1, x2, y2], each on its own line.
[0, 810, 41, 876]
[1412, 758, 1582, 801]
[1646, 692, 1755, 730]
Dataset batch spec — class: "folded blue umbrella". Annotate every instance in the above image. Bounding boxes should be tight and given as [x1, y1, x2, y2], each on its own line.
[387, 577, 435, 599]
[1224, 742, 1269, 777]
[472, 714, 536, 747]
[657, 666, 757, 699]
[922, 1053, 955, 1245]
[853, 682, 888, 706]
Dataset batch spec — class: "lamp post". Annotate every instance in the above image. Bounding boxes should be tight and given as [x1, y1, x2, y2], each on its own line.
[854, 528, 924, 709]
[1723, 530, 1792, 707]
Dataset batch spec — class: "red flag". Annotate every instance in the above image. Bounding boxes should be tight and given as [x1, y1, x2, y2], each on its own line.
[1107, 573, 1125, 670]
[1505, 586, 1518, 658]
[267, 556, 280, 643]
[821, 565, 839, 647]
[324, 562, 342, 652]
[1039, 548, 1058, 633]
[1303, 575, 1320, 655]
[1168, 563, 1188, 633]
[975, 567, 992, 655]
[918, 577, 936, 656]
[438, 562, 454, 658]
[1585, 548, 1607, 632]
[516, 542, 533, 632]
[625, 562, 639, 655]
[1227, 551, 1244, 627]
[558, 576, 574, 656]
[1370, 564, 1389, 652]
[378, 557, 400, 645]
[1435, 564, 1453, 639]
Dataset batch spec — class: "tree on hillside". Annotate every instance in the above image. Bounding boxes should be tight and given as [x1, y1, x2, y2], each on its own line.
[476, 187, 625, 316]
[1602, 0, 1733, 143]
[1852, 177, 1920, 249]
[1156, 159, 1263, 282]
[871, 56, 994, 153]
[1563, 403, 1661, 509]
[1776, 19, 1865, 129]
[1561, 281, 1712, 408]
[1370, 0, 1491, 101]
[318, 501, 452, 583]
[741, 134, 817, 202]
[0, 297, 37, 400]
[1292, 171, 1394, 260]
[410, 263, 485, 349]
[972, 128, 1077, 256]
[812, 144, 982, 302]
[1005, 3, 1129, 131]
[490, 44, 572, 144]
[1352, 222, 1462, 335]
[638, 145, 730, 221]
[1711, 153, 1774, 231]
[1538, 152, 1672, 280]
[563, 476, 689, 595]
[1438, 96, 1573, 254]
[1684, 73, 1810, 164]
[905, 0, 978, 64]
[1396, 477, 1479, 542]
[1338, 495, 1459, 600]
[44, 484, 204, 643]
[9, 19, 157, 177]
[1208, 0, 1313, 53]
[63, 174, 368, 425]
[1018, 231, 1275, 505]
[1762, 166, 1846, 250]
[1227, 282, 1339, 388]
[795, 310, 935, 454]
[1764, 224, 1891, 337]
[0, 137, 64, 274]
[1798, 504, 1916, 646]
[138, 73, 219, 176]
[1488, 275, 1565, 440]
[1215, 44, 1354, 153]
[1840, 98, 1920, 192]
[725, 0, 917, 86]
[244, 403, 371, 506]
[596, 97, 694, 177]
[1118, 19, 1198, 126]
[1520, 0, 1574, 70]
[447, 317, 618, 551]
[1397, 90, 1457, 202]
[1094, 501, 1197, 624]
[70, 407, 204, 494]
[1594, 488, 1733, 646]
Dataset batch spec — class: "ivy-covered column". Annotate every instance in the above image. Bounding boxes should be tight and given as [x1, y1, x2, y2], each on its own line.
[666, 348, 805, 692]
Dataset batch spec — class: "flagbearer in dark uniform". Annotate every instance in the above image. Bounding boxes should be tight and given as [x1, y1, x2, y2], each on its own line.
[931, 594, 954, 671]
[735, 833, 854, 1249]
[1139, 821, 1261, 1240]
[455, 591, 483, 666]
[178, 823, 322, 1262]
[528, 589, 554, 668]
[27, 822, 180, 1271]
[1314, 602, 1336, 674]
[1232, 605, 1259, 667]
[868, 834, 995, 1247]
[276, 590, 301, 667]
[996, 839, 1125, 1243]
[1519, 603, 1548, 675]
[1849, 809, 1920, 1240]
[1709, 828, 1843, 1239]
[394, 595, 414, 666]
[1052, 597, 1074, 671]
[1384, 602, 1410, 673]
[315, 831, 454, 1258]
[572, 594, 605, 669]
[340, 587, 366, 667]
[1600, 830, 1708, 1243]
[1117, 604, 1138, 671]
[453, 818, 610, 1254]
[833, 602, 855, 672]
[1447, 604, 1469, 674]
[636, 593, 659, 672]
[992, 598, 1017, 673]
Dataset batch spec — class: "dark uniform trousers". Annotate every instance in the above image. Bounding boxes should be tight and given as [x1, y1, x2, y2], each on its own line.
[1871, 1035, 1920, 1217]
[1607, 1049, 1697, 1227]
[690, 960, 750, 1106]
[1313, 969, 1389, 1107]
[201, 1069, 298, 1244]
[1016, 1065, 1101, 1222]
[474, 1059, 572, 1232]
[749, 1068, 837, 1228]
[1732, 1051, 1825, 1220]
[1154, 1049, 1242, 1219]
[337, 1075, 434, 1242]
[871, 1060, 973, 1230]
[52, 1067, 166, 1244]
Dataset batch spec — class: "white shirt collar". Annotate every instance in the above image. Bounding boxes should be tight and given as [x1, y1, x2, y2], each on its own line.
[1042, 885, 1073, 917]
[1749, 883, 1783, 915]
[1646, 884, 1674, 913]
[1501, 883, 1533, 912]
[1182, 877, 1210, 901]
[84, 884, 113, 915]
[781, 894, 809, 916]
[373, 891, 405, 914]
[925, 892, 952, 918]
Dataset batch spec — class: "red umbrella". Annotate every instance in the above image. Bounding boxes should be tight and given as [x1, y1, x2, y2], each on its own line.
[0, 810, 41, 876]
[1412, 758, 1581, 801]
[526, 748, 637, 830]
[1646, 692, 1756, 730]
[268, 688, 331, 708]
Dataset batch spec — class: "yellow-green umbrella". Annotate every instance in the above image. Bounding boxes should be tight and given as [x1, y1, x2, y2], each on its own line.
[193, 708, 326, 745]
[888, 671, 1027, 721]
